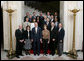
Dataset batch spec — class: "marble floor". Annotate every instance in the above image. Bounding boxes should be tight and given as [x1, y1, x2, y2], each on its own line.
[1, 47, 83, 60]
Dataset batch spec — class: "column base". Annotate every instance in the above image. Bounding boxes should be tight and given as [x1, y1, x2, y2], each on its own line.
[68, 49, 78, 59]
[7, 50, 16, 59]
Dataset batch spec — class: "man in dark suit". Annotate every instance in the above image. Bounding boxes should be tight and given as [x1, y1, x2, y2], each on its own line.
[54, 17, 59, 29]
[57, 23, 65, 56]
[47, 12, 51, 20]
[50, 15, 54, 23]
[50, 22, 57, 56]
[15, 25, 24, 58]
[32, 12, 36, 20]
[36, 16, 40, 27]
[54, 17, 59, 51]
[31, 22, 42, 56]
[46, 18, 51, 31]
[39, 12, 44, 30]
[54, 12, 60, 22]
[24, 12, 30, 22]
[43, 15, 47, 25]
[29, 15, 32, 22]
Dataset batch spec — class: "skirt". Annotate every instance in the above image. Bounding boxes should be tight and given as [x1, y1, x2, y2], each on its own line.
[24, 39, 32, 50]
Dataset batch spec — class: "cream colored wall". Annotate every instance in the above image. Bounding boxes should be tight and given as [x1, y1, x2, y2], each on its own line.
[3, 1, 10, 50]
[75, 1, 83, 50]
[2, 1, 24, 50]
[60, 1, 83, 52]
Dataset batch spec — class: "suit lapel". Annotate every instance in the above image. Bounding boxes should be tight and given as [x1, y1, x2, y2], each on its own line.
[34, 28, 36, 34]
[19, 29, 22, 33]
[37, 27, 39, 34]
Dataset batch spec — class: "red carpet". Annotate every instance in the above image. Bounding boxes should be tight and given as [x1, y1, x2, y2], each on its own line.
[30, 50, 51, 54]
[30, 43, 51, 54]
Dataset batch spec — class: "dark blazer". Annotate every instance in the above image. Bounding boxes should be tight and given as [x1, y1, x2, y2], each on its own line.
[54, 15, 60, 22]
[24, 16, 29, 22]
[39, 16, 44, 30]
[24, 30, 31, 40]
[46, 21, 51, 31]
[54, 22, 59, 33]
[43, 20, 46, 25]
[32, 16, 36, 20]
[58, 28, 65, 43]
[50, 19, 55, 22]
[31, 27, 42, 40]
[36, 20, 40, 27]
[29, 18, 32, 22]
[36, 16, 40, 27]
[50, 26, 57, 40]
[15, 29, 24, 55]
[15, 29, 24, 42]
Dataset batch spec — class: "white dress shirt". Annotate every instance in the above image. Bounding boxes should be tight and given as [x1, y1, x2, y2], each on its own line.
[51, 19, 54, 22]
[19, 29, 22, 32]
[51, 27, 54, 31]
[55, 22, 58, 27]
[27, 30, 29, 37]
[46, 21, 49, 25]
[35, 27, 37, 33]
[59, 27, 62, 32]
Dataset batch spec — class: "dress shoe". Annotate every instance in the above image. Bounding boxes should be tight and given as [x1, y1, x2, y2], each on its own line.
[58, 55, 62, 57]
[43, 53, 47, 56]
[20, 54, 24, 56]
[25, 53, 28, 55]
[37, 54, 40, 56]
[16, 56, 20, 58]
[28, 53, 30, 55]
[34, 54, 36, 56]
[45, 54, 47, 56]
[52, 54, 55, 56]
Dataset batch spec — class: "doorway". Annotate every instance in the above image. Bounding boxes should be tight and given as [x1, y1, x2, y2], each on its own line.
[0, 7, 3, 48]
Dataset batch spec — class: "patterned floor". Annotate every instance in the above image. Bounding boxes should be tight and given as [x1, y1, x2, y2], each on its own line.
[1, 48, 83, 60]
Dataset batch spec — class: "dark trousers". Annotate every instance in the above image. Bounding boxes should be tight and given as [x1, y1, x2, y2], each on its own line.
[16, 41, 24, 56]
[43, 39, 48, 54]
[57, 42, 63, 56]
[33, 38, 40, 55]
[50, 40, 56, 55]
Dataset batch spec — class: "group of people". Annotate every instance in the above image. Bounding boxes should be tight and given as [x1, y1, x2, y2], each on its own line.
[15, 11, 65, 58]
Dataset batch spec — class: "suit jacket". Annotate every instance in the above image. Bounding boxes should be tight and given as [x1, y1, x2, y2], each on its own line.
[32, 16, 36, 19]
[29, 18, 32, 22]
[50, 19, 54, 22]
[31, 27, 42, 40]
[58, 28, 65, 43]
[43, 19, 47, 25]
[50, 26, 57, 40]
[54, 15, 60, 22]
[39, 16, 44, 30]
[46, 21, 51, 31]
[54, 21, 59, 32]
[15, 29, 24, 42]
[24, 16, 29, 22]
[24, 30, 31, 40]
